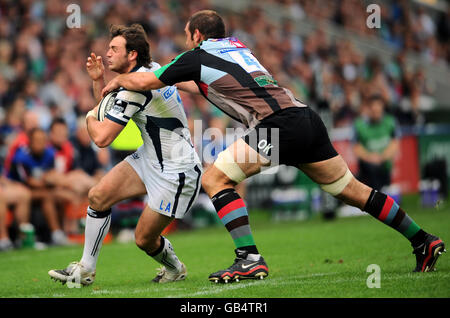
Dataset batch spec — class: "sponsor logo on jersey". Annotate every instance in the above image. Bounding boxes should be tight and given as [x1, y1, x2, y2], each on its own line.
[254, 75, 278, 87]
[217, 48, 239, 54]
[162, 86, 176, 100]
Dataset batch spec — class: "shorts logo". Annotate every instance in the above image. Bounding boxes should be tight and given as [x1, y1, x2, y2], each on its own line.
[159, 200, 172, 213]
[131, 152, 140, 160]
[257, 139, 273, 155]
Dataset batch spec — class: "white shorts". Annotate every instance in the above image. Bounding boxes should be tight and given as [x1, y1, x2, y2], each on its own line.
[125, 150, 202, 219]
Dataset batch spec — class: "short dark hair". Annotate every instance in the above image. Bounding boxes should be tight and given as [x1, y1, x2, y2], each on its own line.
[188, 10, 226, 40]
[50, 117, 66, 130]
[29, 127, 46, 140]
[110, 24, 152, 66]
[368, 94, 385, 105]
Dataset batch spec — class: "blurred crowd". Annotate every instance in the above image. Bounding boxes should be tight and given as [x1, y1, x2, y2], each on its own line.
[233, 0, 449, 128]
[0, 0, 449, 250]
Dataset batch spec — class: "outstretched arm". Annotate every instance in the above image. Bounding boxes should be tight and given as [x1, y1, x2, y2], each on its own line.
[176, 81, 200, 95]
[102, 50, 200, 97]
[101, 72, 165, 97]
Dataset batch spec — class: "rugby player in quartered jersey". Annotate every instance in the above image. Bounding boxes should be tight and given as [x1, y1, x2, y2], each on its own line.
[153, 37, 307, 129]
[102, 11, 445, 282]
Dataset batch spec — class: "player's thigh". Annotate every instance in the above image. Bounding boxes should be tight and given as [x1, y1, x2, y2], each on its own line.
[203, 138, 269, 194]
[135, 205, 173, 246]
[89, 160, 147, 208]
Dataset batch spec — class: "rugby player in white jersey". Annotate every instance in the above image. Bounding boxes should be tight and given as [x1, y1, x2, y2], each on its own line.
[48, 24, 202, 285]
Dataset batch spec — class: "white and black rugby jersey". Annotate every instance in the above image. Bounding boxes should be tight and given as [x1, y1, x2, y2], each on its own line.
[106, 62, 200, 173]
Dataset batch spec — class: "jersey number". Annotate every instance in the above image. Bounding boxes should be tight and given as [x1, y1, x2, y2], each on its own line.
[228, 50, 267, 73]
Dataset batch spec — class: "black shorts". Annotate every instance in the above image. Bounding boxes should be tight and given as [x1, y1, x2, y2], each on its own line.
[242, 107, 338, 166]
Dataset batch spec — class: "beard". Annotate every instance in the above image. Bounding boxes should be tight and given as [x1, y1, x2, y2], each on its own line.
[109, 58, 130, 74]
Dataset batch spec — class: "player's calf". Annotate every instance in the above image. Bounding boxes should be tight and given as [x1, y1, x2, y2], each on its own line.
[335, 177, 446, 272]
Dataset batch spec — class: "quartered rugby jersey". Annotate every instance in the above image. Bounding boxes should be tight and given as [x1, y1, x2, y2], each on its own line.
[154, 37, 306, 128]
[106, 62, 200, 173]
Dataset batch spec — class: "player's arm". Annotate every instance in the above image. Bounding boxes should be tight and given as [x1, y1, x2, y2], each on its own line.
[86, 108, 124, 148]
[102, 72, 165, 97]
[87, 90, 146, 148]
[102, 51, 200, 97]
[176, 81, 201, 95]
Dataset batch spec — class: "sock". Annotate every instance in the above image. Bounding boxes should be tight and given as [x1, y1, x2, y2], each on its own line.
[211, 188, 259, 256]
[363, 190, 427, 246]
[147, 236, 182, 272]
[80, 206, 111, 272]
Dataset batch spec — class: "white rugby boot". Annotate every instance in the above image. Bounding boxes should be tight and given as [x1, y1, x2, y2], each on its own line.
[48, 261, 96, 286]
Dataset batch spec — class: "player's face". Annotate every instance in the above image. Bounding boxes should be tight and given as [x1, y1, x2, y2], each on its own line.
[106, 36, 131, 73]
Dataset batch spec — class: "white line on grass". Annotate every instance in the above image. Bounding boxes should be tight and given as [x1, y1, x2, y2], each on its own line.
[165, 272, 339, 298]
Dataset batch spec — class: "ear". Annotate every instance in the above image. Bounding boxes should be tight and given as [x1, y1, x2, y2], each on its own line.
[193, 29, 204, 44]
[128, 50, 138, 63]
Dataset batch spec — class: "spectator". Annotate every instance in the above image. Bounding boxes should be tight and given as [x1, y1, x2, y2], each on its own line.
[0, 176, 32, 251]
[71, 116, 105, 181]
[2, 110, 40, 177]
[8, 127, 68, 245]
[48, 118, 73, 174]
[353, 95, 399, 191]
[48, 117, 104, 203]
[46, 118, 104, 228]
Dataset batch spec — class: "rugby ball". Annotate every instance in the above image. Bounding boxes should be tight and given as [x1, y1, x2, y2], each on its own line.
[97, 91, 118, 121]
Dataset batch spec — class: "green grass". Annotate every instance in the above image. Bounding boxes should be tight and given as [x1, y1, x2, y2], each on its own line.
[1, 195, 449, 298]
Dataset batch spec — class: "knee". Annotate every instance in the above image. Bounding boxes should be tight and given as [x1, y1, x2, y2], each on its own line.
[88, 185, 110, 211]
[135, 235, 147, 251]
[200, 170, 215, 194]
[135, 234, 159, 253]
[201, 169, 233, 196]
[19, 185, 32, 202]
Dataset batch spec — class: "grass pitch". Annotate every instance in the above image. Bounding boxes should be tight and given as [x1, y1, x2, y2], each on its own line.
[0, 195, 449, 298]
